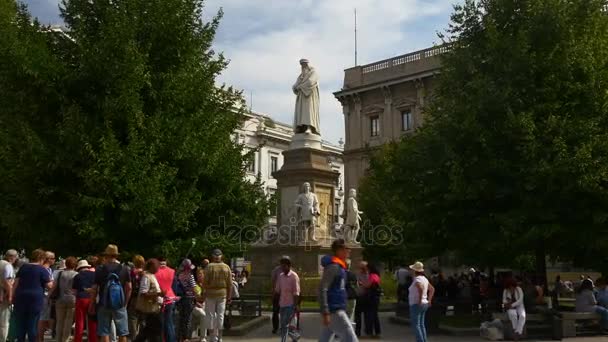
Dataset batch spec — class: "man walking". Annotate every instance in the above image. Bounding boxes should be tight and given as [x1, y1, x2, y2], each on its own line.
[319, 239, 358, 342]
[270, 259, 283, 334]
[274, 257, 300, 342]
[395, 263, 409, 303]
[202, 249, 232, 342]
[0, 249, 18, 342]
[92, 245, 132, 342]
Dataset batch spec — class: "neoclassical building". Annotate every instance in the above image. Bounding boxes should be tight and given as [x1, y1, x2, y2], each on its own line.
[334, 45, 448, 192]
[234, 110, 345, 230]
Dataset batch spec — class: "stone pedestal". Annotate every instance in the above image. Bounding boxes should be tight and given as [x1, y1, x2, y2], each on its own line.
[245, 133, 363, 292]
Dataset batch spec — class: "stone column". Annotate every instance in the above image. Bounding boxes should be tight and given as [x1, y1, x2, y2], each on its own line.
[382, 86, 393, 142]
[415, 78, 426, 127]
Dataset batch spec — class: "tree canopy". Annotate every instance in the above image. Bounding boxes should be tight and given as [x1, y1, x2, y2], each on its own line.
[360, 0, 608, 274]
[0, 0, 270, 260]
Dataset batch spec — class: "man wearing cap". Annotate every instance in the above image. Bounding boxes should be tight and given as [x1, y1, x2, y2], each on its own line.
[0, 249, 18, 342]
[92, 245, 132, 342]
[202, 249, 232, 342]
[292, 58, 321, 135]
[318, 239, 358, 342]
[275, 256, 300, 342]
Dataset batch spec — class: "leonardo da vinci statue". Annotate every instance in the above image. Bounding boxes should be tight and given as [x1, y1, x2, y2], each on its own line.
[292, 59, 321, 135]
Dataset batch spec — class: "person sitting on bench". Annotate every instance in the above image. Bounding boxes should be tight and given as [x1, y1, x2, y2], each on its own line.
[575, 279, 608, 334]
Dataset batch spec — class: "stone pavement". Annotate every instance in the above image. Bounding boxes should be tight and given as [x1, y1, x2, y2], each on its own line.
[223, 312, 607, 342]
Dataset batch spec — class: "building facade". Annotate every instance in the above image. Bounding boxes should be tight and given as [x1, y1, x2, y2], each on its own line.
[234, 111, 345, 230]
[334, 45, 448, 192]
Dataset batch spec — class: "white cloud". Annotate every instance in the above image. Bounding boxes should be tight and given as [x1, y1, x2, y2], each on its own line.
[204, 0, 455, 143]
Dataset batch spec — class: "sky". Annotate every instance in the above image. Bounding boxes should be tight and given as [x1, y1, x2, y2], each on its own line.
[22, 0, 457, 144]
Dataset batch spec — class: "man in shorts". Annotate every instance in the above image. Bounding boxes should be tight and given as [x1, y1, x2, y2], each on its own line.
[92, 245, 132, 342]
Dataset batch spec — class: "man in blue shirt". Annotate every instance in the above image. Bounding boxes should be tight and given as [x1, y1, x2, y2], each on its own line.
[318, 239, 358, 342]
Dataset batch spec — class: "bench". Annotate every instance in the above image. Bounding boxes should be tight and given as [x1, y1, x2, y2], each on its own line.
[227, 295, 263, 317]
[561, 312, 602, 337]
[492, 312, 551, 340]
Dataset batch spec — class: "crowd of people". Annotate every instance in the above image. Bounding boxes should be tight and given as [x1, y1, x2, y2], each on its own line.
[270, 239, 435, 342]
[0, 245, 242, 342]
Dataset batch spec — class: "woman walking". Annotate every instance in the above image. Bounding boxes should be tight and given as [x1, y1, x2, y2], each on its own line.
[362, 264, 382, 338]
[13, 249, 53, 342]
[54, 257, 78, 342]
[408, 261, 435, 342]
[175, 259, 197, 342]
[503, 277, 526, 341]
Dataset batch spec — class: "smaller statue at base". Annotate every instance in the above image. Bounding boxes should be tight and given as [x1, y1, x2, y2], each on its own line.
[342, 188, 363, 244]
[294, 182, 320, 244]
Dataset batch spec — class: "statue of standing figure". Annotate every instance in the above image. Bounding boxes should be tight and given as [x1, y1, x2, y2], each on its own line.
[292, 59, 321, 135]
[294, 182, 320, 243]
[343, 188, 363, 244]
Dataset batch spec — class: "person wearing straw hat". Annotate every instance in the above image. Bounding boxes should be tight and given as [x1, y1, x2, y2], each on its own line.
[408, 261, 435, 342]
[92, 244, 132, 342]
[73, 259, 97, 342]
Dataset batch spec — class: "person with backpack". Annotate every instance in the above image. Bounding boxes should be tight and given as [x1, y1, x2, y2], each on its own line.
[92, 245, 132, 342]
[318, 239, 358, 342]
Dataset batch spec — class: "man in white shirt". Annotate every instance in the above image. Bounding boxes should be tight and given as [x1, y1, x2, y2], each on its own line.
[0, 249, 18, 342]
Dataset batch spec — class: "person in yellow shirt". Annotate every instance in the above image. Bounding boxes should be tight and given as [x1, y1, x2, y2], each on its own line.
[202, 250, 232, 342]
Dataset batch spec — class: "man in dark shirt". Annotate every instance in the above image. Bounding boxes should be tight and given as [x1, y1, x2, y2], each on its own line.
[92, 245, 131, 342]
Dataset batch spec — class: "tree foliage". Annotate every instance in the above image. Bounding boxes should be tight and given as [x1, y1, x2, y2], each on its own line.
[0, 0, 270, 259]
[360, 0, 608, 274]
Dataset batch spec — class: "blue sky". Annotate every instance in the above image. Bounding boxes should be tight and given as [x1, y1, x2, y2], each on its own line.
[22, 0, 457, 144]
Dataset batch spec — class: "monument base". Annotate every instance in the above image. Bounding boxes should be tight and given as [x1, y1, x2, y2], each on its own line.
[289, 132, 323, 150]
[245, 244, 363, 295]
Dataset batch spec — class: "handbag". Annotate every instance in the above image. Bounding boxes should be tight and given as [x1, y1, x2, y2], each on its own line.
[135, 273, 161, 314]
[49, 271, 63, 301]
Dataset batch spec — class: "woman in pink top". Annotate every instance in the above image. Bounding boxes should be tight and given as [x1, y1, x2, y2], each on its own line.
[360, 264, 382, 338]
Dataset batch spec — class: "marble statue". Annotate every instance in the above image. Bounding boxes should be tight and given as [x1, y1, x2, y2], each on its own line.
[343, 188, 363, 243]
[294, 182, 320, 243]
[292, 59, 321, 135]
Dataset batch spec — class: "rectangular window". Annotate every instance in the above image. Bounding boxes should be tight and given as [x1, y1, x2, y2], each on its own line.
[246, 155, 255, 173]
[401, 110, 413, 131]
[334, 200, 341, 223]
[270, 155, 278, 175]
[370, 116, 379, 137]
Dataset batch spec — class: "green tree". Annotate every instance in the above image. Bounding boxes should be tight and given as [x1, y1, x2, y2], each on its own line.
[360, 0, 608, 276]
[0, 0, 270, 259]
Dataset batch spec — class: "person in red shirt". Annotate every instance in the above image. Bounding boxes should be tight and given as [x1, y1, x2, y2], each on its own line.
[360, 264, 382, 338]
[155, 258, 177, 342]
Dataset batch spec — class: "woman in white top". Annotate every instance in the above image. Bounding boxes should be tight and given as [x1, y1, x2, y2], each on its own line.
[134, 259, 164, 342]
[408, 261, 435, 342]
[502, 277, 525, 340]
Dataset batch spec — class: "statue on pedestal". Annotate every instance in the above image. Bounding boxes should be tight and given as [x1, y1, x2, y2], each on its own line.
[292, 59, 321, 135]
[343, 189, 363, 244]
[294, 182, 320, 243]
